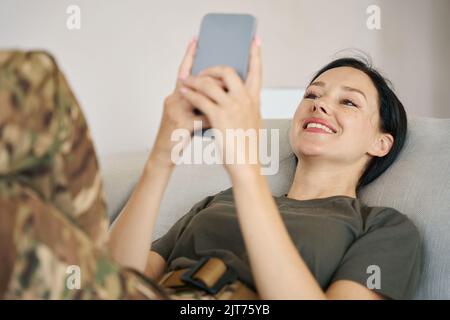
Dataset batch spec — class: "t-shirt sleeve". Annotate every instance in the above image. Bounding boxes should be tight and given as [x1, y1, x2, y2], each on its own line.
[329, 208, 423, 300]
[150, 194, 217, 261]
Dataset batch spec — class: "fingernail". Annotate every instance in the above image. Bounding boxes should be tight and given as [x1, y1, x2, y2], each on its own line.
[178, 73, 187, 80]
[180, 87, 188, 94]
[191, 35, 198, 43]
[255, 34, 261, 47]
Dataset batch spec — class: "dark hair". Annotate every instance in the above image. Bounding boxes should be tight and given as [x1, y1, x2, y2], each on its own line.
[294, 56, 408, 195]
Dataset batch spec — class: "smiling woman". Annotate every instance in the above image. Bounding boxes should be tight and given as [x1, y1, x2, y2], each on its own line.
[110, 37, 420, 300]
[290, 56, 408, 196]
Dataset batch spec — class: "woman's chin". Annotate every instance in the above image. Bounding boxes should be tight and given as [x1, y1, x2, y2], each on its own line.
[296, 137, 333, 152]
[295, 144, 329, 157]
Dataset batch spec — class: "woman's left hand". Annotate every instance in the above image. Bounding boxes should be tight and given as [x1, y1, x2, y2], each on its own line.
[179, 36, 263, 176]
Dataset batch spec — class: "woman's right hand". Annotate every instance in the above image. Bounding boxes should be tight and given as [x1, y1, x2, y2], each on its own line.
[149, 37, 222, 168]
[150, 37, 206, 168]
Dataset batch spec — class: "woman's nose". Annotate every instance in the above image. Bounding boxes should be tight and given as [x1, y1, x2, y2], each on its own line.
[311, 98, 330, 114]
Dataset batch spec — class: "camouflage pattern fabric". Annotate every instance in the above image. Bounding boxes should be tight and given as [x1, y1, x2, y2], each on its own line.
[0, 51, 166, 299]
[0, 179, 166, 299]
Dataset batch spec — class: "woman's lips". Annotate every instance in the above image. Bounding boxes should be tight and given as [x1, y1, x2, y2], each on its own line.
[304, 127, 334, 134]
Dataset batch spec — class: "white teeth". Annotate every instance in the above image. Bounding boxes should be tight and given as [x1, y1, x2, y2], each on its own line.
[306, 122, 334, 133]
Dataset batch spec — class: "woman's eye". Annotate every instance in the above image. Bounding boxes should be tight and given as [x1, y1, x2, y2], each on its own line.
[304, 92, 318, 99]
[342, 99, 358, 107]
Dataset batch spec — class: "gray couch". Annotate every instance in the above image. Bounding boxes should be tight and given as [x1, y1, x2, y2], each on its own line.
[100, 117, 450, 299]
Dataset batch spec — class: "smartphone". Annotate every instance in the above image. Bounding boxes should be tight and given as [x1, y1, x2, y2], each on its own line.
[192, 13, 257, 81]
[190, 13, 257, 125]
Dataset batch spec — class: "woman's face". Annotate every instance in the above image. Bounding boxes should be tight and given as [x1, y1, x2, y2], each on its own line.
[290, 66, 393, 167]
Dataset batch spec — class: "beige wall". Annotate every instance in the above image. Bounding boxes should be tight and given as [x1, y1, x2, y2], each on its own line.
[1, 0, 449, 155]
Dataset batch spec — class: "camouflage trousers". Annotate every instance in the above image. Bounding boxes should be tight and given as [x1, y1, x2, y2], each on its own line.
[0, 51, 235, 300]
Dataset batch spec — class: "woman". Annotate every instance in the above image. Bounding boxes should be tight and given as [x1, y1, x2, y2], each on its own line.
[108, 36, 422, 300]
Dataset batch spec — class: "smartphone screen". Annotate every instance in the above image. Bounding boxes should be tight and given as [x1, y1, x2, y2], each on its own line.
[191, 13, 257, 119]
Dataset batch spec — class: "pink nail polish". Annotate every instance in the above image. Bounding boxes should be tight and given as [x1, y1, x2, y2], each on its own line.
[255, 35, 261, 47]
[180, 87, 188, 94]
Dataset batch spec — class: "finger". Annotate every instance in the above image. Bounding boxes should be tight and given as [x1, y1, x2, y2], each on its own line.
[175, 36, 198, 90]
[182, 76, 232, 106]
[179, 86, 218, 119]
[192, 114, 211, 129]
[198, 65, 244, 95]
[206, 77, 227, 90]
[245, 35, 262, 100]
[192, 74, 229, 92]
[175, 77, 225, 101]
[175, 95, 211, 129]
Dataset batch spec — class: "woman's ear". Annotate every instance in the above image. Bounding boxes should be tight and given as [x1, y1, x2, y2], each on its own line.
[368, 132, 394, 158]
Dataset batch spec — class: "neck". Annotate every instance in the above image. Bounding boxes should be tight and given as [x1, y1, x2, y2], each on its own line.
[287, 157, 362, 200]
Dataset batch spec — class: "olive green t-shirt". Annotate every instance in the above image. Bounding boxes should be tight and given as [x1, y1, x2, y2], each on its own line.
[151, 187, 422, 299]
